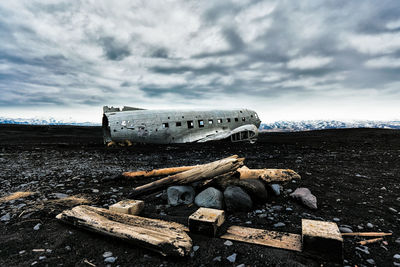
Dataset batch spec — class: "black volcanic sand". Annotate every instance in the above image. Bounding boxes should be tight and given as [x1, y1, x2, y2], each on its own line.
[0, 124, 399, 266]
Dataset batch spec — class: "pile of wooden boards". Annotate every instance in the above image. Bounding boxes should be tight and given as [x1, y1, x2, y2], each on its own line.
[123, 155, 301, 196]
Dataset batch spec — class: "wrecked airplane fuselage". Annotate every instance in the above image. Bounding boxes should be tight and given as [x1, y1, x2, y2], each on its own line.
[102, 106, 261, 144]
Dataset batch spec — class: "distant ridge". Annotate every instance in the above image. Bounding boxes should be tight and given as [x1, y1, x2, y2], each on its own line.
[260, 120, 400, 132]
[0, 117, 100, 126]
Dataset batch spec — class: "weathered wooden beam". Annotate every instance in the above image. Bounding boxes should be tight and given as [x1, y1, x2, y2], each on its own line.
[302, 219, 343, 262]
[109, 200, 144, 215]
[238, 166, 301, 183]
[123, 166, 195, 179]
[188, 208, 225, 237]
[220, 225, 302, 252]
[130, 155, 244, 196]
[56, 205, 192, 257]
[358, 237, 383, 245]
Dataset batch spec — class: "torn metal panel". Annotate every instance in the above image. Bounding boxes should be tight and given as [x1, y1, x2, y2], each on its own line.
[102, 106, 261, 144]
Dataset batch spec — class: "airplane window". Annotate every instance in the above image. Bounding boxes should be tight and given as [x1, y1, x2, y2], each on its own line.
[176, 122, 182, 127]
[235, 118, 239, 122]
[242, 117, 246, 121]
[208, 119, 213, 124]
[217, 119, 222, 123]
[187, 121, 194, 128]
[162, 123, 169, 128]
[227, 118, 231, 122]
[251, 115, 253, 118]
[198, 120, 204, 128]
[240, 110, 243, 113]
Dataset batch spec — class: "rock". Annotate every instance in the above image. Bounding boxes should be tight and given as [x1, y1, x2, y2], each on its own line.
[355, 246, 369, 255]
[33, 223, 41, 231]
[194, 187, 223, 209]
[273, 222, 285, 228]
[19, 250, 26, 255]
[224, 186, 253, 211]
[271, 205, 283, 211]
[339, 227, 353, 233]
[333, 217, 340, 222]
[224, 240, 233, 246]
[52, 193, 69, 199]
[366, 259, 375, 265]
[103, 251, 113, 258]
[366, 223, 373, 229]
[39, 256, 46, 260]
[290, 188, 317, 210]
[167, 186, 195, 206]
[31, 261, 38, 266]
[104, 257, 116, 263]
[92, 189, 99, 193]
[394, 254, 400, 260]
[193, 245, 199, 252]
[270, 184, 281, 196]
[394, 262, 400, 267]
[0, 213, 10, 222]
[396, 237, 400, 245]
[227, 253, 237, 263]
[233, 179, 268, 202]
[65, 246, 71, 251]
[389, 207, 398, 213]
[213, 256, 221, 262]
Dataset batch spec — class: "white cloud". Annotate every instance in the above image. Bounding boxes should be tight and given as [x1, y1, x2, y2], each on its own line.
[287, 56, 333, 70]
[365, 57, 400, 68]
[346, 33, 400, 54]
[386, 19, 400, 30]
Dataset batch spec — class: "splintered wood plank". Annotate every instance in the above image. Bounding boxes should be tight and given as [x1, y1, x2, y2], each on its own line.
[220, 226, 302, 252]
[56, 205, 192, 257]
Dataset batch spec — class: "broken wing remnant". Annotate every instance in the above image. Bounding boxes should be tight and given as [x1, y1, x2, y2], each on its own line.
[102, 106, 261, 144]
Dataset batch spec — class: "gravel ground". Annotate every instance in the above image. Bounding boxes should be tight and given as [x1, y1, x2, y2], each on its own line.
[0, 124, 399, 266]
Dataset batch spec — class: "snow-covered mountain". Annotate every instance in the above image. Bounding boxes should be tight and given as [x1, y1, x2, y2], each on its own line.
[0, 117, 100, 126]
[260, 120, 400, 132]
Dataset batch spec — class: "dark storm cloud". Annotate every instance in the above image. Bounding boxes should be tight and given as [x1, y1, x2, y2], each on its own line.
[98, 37, 131, 61]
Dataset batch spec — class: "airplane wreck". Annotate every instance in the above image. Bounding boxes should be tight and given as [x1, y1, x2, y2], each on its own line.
[102, 106, 261, 144]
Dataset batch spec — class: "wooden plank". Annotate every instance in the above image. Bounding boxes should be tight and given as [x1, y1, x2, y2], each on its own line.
[109, 200, 144, 215]
[130, 155, 244, 196]
[220, 225, 302, 252]
[56, 205, 192, 257]
[123, 166, 195, 179]
[358, 237, 383, 245]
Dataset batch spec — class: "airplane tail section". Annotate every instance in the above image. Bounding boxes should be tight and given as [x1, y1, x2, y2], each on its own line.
[103, 106, 146, 113]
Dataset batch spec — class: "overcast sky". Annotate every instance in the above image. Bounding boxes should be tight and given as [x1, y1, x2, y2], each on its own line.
[0, 0, 399, 123]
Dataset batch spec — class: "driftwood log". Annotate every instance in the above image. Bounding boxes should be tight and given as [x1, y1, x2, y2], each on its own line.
[56, 205, 192, 257]
[123, 166, 195, 179]
[130, 155, 244, 196]
[238, 166, 301, 182]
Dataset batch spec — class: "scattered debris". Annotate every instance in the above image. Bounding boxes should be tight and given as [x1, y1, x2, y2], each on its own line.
[109, 200, 144, 215]
[221, 225, 302, 252]
[358, 237, 384, 245]
[302, 219, 343, 263]
[0, 191, 35, 203]
[56, 205, 192, 256]
[290, 188, 317, 210]
[188, 207, 225, 237]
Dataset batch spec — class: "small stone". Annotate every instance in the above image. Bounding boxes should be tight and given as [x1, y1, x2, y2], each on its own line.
[394, 254, 400, 260]
[194, 187, 223, 209]
[271, 205, 283, 211]
[213, 256, 221, 262]
[366, 259, 375, 265]
[33, 223, 41, 231]
[193, 245, 199, 252]
[224, 186, 253, 211]
[395, 237, 400, 245]
[273, 222, 285, 228]
[389, 207, 398, 213]
[245, 221, 252, 224]
[52, 193, 69, 199]
[290, 188, 317, 210]
[224, 240, 233, 246]
[92, 189, 99, 193]
[0, 213, 10, 222]
[394, 262, 400, 266]
[286, 207, 293, 212]
[366, 223, 373, 229]
[236, 264, 245, 267]
[46, 249, 52, 253]
[31, 261, 38, 266]
[167, 186, 195, 206]
[19, 250, 26, 255]
[103, 251, 113, 258]
[333, 218, 340, 222]
[65, 246, 71, 251]
[339, 227, 353, 233]
[39, 256, 46, 260]
[355, 246, 369, 255]
[227, 253, 237, 263]
[104, 257, 116, 263]
[270, 184, 281, 196]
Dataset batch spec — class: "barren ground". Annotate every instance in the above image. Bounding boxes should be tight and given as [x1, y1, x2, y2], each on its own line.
[0, 124, 399, 266]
